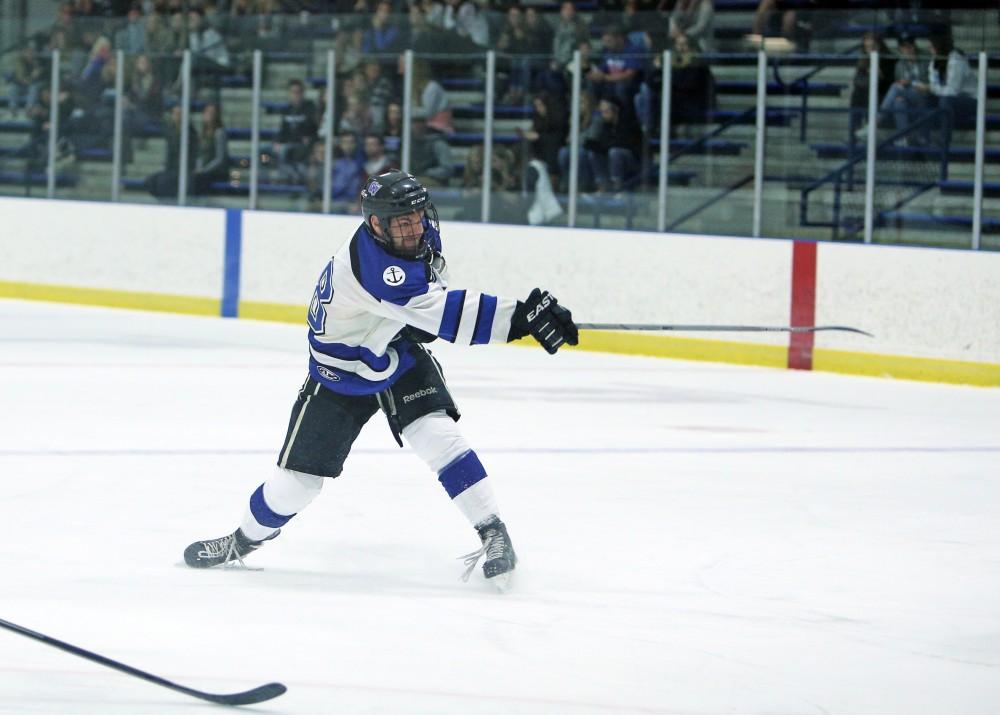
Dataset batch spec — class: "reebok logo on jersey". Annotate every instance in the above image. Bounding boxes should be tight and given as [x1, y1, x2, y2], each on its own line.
[526, 293, 553, 322]
[383, 266, 406, 286]
[402, 387, 438, 404]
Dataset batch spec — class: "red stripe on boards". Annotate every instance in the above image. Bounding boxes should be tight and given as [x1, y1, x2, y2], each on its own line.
[788, 241, 817, 370]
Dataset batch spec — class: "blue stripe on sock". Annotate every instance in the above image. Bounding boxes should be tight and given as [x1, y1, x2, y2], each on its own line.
[438, 290, 466, 343]
[249, 484, 294, 528]
[471, 294, 497, 345]
[438, 450, 487, 499]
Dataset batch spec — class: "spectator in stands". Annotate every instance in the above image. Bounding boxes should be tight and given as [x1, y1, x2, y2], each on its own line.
[850, 32, 895, 126]
[410, 58, 453, 135]
[442, 0, 490, 50]
[144, 103, 199, 199]
[670, 0, 715, 53]
[461, 143, 518, 193]
[878, 35, 928, 139]
[338, 93, 371, 137]
[552, 1, 589, 72]
[669, 33, 716, 127]
[363, 133, 392, 176]
[115, 3, 147, 54]
[361, 60, 397, 135]
[519, 91, 567, 181]
[383, 99, 403, 157]
[924, 34, 978, 130]
[192, 102, 230, 194]
[124, 53, 163, 142]
[187, 8, 231, 74]
[588, 24, 643, 109]
[363, 0, 406, 54]
[273, 78, 319, 179]
[583, 96, 642, 193]
[144, 12, 179, 84]
[7, 45, 44, 119]
[23, 85, 76, 170]
[557, 90, 601, 193]
[410, 116, 453, 185]
[330, 131, 364, 202]
[250, 0, 286, 52]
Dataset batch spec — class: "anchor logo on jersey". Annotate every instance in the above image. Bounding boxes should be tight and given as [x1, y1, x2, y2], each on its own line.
[383, 266, 406, 286]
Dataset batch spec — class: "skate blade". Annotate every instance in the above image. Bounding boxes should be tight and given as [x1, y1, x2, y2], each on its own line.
[489, 570, 514, 592]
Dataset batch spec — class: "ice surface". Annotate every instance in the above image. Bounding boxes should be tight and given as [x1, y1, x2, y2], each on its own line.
[1, 300, 998, 714]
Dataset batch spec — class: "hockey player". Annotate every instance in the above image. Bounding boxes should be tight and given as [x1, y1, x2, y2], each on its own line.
[183, 170, 578, 586]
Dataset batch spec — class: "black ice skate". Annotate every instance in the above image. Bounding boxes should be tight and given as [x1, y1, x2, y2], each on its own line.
[460, 516, 517, 589]
[183, 528, 279, 569]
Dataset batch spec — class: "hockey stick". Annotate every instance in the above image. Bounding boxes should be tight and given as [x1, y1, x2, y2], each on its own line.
[576, 323, 874, 337]
[0, 617, 287, 706]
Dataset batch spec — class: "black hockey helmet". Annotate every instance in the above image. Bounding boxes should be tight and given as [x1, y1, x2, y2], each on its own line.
[360, 170, 438, 260]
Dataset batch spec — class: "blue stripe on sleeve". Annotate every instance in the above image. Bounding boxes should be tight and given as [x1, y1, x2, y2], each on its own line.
[471, 294, 497, 345]
[438, 289, 466, 343]
[437, 450, 487, 499]
[249, 484, 295, 528]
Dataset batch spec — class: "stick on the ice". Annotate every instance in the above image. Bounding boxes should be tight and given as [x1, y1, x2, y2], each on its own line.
[0, 617, 287, 706]
[576, 323, 874, 337]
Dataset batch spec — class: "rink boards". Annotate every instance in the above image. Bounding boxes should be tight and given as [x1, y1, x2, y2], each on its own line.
[0, 196, 997, 386]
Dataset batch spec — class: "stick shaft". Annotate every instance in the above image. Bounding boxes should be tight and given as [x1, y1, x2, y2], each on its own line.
[577, 323, 873, 337]
[0, 617, 285, 705]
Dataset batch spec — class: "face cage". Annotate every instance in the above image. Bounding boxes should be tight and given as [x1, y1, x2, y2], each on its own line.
[374, 202, 438, 261]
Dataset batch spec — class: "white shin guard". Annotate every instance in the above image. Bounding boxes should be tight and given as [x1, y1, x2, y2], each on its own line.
[403, 411, 500, 527]
[240, 466, 324, 542]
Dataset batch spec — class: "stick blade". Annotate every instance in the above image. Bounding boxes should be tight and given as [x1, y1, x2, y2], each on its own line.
[194, 682, 287, 706]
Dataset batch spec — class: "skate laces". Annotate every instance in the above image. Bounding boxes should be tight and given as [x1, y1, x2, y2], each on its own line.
[458, 525, 506, 582]
[197, 532, 249, 568]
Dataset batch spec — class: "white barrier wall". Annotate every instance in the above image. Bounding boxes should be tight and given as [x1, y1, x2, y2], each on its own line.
[1, 197, 997, 385]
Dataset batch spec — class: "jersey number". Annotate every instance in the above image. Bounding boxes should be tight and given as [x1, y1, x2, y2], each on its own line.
[308, 260, 335, 334]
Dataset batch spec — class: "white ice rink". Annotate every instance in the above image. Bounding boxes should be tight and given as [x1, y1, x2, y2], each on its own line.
[1, 299, 998, 715]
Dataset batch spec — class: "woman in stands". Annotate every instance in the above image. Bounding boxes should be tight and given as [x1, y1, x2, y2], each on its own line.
[192, 103, 230, 195]
[922, 34, 978, 131]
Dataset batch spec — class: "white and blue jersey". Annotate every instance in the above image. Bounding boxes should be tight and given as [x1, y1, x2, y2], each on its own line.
[306, 222, 519, 396]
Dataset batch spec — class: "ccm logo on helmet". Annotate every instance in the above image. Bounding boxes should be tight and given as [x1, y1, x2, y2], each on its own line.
[526, 294, 553, 322]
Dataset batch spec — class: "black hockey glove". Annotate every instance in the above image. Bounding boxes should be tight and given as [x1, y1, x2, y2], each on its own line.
[508, 288, 579, 355]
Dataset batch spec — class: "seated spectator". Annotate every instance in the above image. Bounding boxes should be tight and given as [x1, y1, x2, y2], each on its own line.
[925, 34, 978, 130]
[331, 132, 364, 202]
[557, 90, 601, 193]
[585, 96, 642, 193]
[549, 1, 588, 89]
[115, 3, 147, 55]
[144, 103, 199, 199]
[187, 8, 230, 75]
[125, 53, 163, 136]
[588, 24, 643, 108]
[462, 143, 518, 192]
[273, 78, 319, 179]
[410, 117, 453, 185]
[850, 32, 895, 129]
[383, 99, 403, 157]
[361, 60, 397, 135]
[410, 59, 453, 135]
[363, 134, 392, 176]
[444, 0, 490, 50]
[669, 33, 716, 126]
[878, 35, 928, 138]
[519, 91, 568, 181]
[363, 1, 406, 54]
[192, 102, 230, 194]
[338, 93, 371, 138]
[22, 86, 75, 170]
[670, 0, 714, 53]
[251, 0, 286, 52]
[7, 45, 44, 118]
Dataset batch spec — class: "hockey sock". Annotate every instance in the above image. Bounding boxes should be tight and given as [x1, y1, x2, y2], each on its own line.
[402, 411, 501, 527]
[239, 467, 324, 542]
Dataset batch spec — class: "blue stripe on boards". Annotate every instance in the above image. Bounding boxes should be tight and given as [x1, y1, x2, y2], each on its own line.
[438, 450, 487, 499]
[249, 484, 295, 528]
[438, 290, 466, 343]
[222, 208, 242, 318]
[471, 294, 497, 345]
